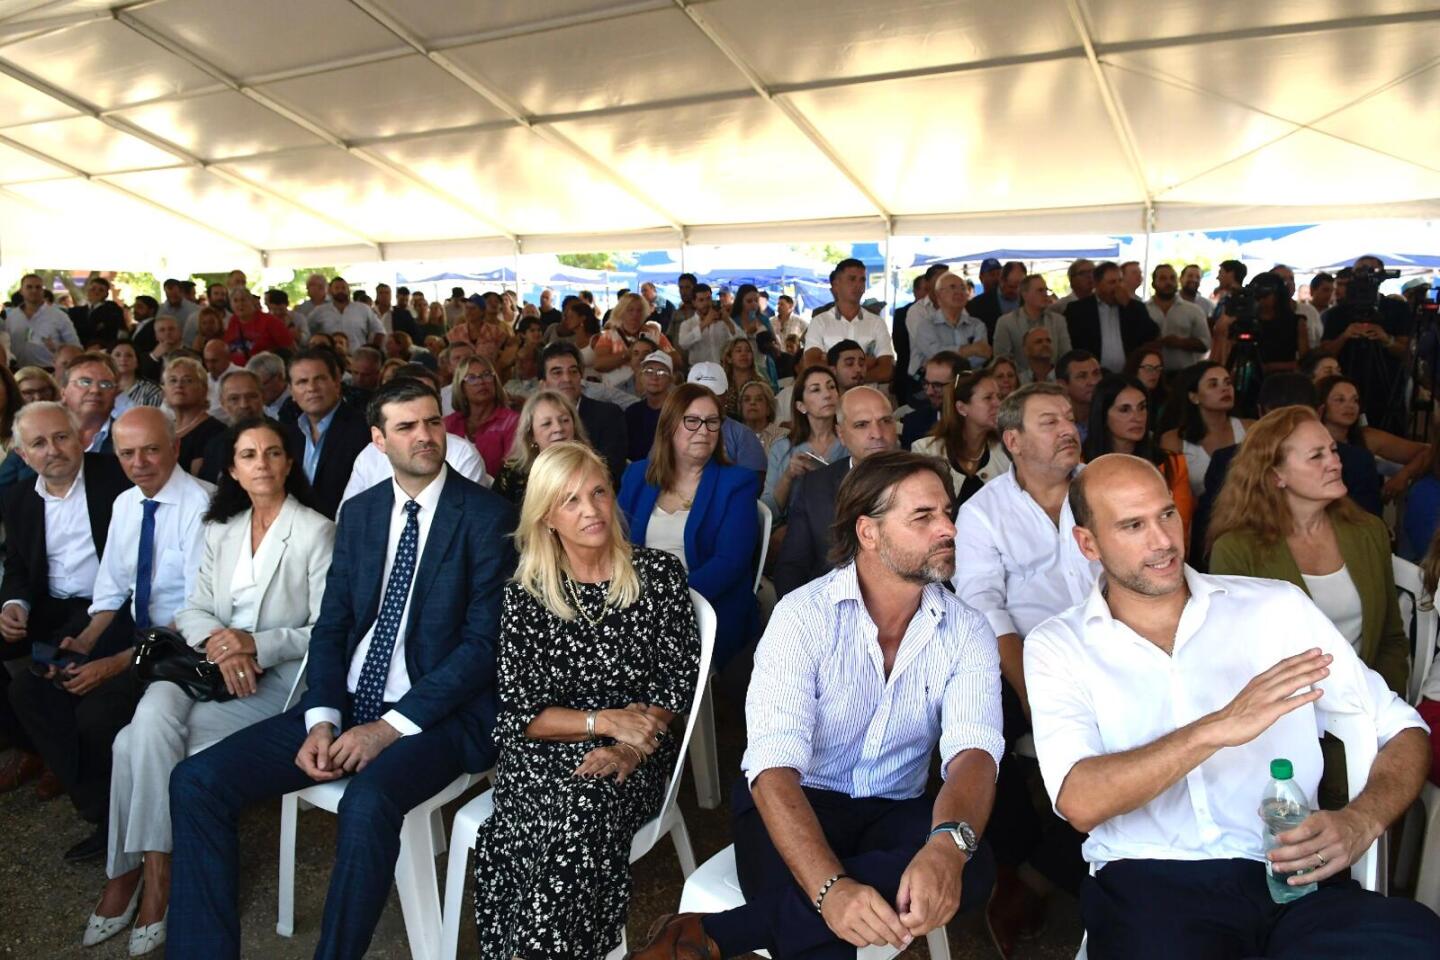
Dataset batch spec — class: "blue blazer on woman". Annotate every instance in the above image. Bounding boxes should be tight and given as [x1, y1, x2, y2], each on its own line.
[619, 459, 760, 668]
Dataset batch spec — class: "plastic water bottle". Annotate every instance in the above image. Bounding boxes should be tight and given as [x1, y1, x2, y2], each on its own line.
[1260, 758, 1317, 902]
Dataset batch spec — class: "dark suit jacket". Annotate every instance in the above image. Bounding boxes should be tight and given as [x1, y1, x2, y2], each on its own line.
[284, 402, 374, 520]
[618, 459, 760, 667]
[130, 318, 157, 357]
[772, 457, 851, 600]
[1064, 295, 1158, 367]
[70, 301, 126, 349]
[891, 303, 914, 400]
[1191, 440, 1382, 570]
[901, 404, 939, 449]
[0, 455, 132, 658]
[299, 471, 516, 773]
[966, 289, 1003, 339]
[578, 395, 628, 486]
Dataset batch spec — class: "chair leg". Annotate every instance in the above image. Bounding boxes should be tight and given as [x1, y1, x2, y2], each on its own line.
[925, 925, 951, 960]
[394, 808, 444, 960]
[430, 806, 448, 857]
[689, 677, 722, 810]
[276, 792, 299, 937]
[668, 808, 697, 878]
[439, 824, 476, 960]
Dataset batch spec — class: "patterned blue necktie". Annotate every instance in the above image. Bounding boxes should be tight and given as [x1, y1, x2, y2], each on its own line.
[353, 499, 420, 725]
[133, 499, 159, 631]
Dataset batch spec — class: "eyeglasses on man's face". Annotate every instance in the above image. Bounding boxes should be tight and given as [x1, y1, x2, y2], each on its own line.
[72, 377, 118, 391]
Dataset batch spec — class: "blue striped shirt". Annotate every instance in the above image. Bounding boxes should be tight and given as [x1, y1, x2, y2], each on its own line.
[742, 563, 1005, 800]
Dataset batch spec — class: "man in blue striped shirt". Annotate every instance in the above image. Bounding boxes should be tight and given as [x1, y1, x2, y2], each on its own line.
[630, 451, 1003, 960]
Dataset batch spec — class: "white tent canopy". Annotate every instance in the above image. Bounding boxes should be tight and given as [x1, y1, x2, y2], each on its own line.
[1, 0, 1438, 271]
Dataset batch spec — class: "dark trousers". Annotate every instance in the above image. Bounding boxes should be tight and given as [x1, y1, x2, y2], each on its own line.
[987, 678, 1087, 894]
[167, 703, 465, 960]
[1082, 858, 1440, 960]
[702, 780, 994, 959]
[8, 659, 141, 822]
[0, 595, 99, 755]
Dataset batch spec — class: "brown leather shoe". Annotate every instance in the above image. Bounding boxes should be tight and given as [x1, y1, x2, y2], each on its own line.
[34, 767, 64, 801]
[625, 913, 720, 960]
[0, 750, 43, 793]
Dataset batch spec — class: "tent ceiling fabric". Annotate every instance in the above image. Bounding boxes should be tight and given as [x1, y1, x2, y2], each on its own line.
[1, 0, 1439, 270]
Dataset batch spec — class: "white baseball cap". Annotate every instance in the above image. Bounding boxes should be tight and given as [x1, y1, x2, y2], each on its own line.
[687, 361, 728, 394]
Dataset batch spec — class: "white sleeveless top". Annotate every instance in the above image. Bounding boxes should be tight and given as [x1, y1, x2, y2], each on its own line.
[1301, 564, 1364, 654]
[1182, 417, 1246, 496]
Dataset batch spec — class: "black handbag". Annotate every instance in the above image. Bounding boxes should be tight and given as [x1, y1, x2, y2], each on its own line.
[132, 626, 235, 702]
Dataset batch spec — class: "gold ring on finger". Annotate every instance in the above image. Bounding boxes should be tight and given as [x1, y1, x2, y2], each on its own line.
[1315, 852, 1327, 867]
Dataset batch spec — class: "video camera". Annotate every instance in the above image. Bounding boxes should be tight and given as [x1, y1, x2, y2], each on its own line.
[1224, 273, 1287, 342]
[1344, 264, 1401, 310]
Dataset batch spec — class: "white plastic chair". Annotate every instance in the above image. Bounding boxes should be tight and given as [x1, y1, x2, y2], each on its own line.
[679, 844, 952, 960]
[1391, 556, 1438, 705]
[437, 590, 718, 960]
[754, 500, 773, 594]
[276, 768, 477, 960]
[1074, 709, 1388, 958]
[688, 505, 770, 811]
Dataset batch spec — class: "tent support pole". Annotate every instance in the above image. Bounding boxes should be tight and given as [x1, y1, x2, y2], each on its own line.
[883, 224, 894, 320]
[1141, 202, 1156, 282]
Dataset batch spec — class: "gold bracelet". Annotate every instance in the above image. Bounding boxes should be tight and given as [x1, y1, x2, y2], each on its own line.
[620, 742, 645, 765]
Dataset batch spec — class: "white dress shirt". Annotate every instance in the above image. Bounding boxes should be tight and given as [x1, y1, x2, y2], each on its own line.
[953, 467, 1099, 640]
[804, 306, 895, 359]
[225, 513, 283, 634]
[678, 313, 740, 366]
[339, 433, 488, 509]
[1146, 297, 1212, 371]
[1297, 300, 1322, 351]
[1, 469, 102, 613]
[904, 297, 938, 343]
[307, 301, 384, 346]
[1025, 568, 1426, 869]
[89, 468, 214, 626]
[742, 563, 1004, 801]
[306, 467, 449, 736]
[3, 303, 80, 368]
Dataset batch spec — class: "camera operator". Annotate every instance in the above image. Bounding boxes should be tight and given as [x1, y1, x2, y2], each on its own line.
[1320, 255, 1408, 433]
[1211, 272, 1308, 373]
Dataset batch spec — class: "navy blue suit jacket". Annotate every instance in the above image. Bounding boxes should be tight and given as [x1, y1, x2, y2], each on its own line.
[299, 469, 517, 772]
[618, 459, 759, 667]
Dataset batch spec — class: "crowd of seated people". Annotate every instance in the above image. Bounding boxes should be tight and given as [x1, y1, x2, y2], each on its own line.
[1, 255, 1439, 960]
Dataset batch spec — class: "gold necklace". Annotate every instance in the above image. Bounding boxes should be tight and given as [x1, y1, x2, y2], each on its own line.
[564, 575, 609, 628]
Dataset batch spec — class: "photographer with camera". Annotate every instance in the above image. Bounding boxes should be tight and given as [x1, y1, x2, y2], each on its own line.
[1319, 256, 1408, 434]
[1211, 272, 1309, 417]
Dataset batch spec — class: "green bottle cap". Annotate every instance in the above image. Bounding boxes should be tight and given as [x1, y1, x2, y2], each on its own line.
[1270, 758, 1293, 780]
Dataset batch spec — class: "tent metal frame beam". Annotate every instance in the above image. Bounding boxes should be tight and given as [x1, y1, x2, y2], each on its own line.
[672, 0, 891, 227]
[345, 0, 685, 235]
[1065, 0, 1152, 208]
[0, 54, 386, 255]
[107, 8, 520, 244]
[0, 130, 265, 262]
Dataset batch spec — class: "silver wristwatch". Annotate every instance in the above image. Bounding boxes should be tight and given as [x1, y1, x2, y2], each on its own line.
[927, 820, 979, 857]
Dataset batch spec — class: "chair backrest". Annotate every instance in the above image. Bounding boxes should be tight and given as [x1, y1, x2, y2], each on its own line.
[1318, 709, 1382, 891]
[631, 589, 717, 854]
[754, 500, 773, 593]
[1392, 555, 1438, 705]
[282, 651, 309, 712]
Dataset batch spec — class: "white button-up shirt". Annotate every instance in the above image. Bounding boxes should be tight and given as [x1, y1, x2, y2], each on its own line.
[4, 304, 80, 368]
[804, 306, 895, 360]
[1025, 568, 1426, 869]
[306, 301, 384, 346]
[90, 468, 214, 626]
[953, 467, 1098, 640]
[742, 563, 1004, 801]
[305, 466, 449, 737]
[677, 313, 740, 367]
[339, 434, 489, 508]
[38, 468, 100, 599]
[1146, 297, 1212, 371]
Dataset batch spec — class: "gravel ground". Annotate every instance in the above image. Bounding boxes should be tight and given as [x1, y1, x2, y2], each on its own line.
[0, 668, 1083, 960]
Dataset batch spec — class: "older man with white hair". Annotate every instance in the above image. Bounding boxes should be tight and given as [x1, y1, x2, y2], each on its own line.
[293, 272, 328, 322]
[910, 272, 991, 375]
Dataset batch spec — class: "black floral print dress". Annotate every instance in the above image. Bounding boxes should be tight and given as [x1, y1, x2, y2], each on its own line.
[472, 547, 702, 960]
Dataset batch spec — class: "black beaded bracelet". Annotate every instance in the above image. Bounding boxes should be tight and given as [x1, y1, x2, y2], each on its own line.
[814, 873, 848, 914]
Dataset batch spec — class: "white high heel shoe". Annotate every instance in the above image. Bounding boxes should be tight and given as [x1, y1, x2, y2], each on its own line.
[82, 880, 141, 947]
[128, 909, 166, 957]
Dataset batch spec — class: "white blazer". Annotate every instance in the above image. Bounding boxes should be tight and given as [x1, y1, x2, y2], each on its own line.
[175, 495, 335, 669]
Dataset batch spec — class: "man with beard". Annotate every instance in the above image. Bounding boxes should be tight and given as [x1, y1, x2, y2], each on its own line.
[169, 378, 515, 960]
[1025, 455, 1438, 959]
[630, 451, 1000, 960]
[1147, 264, 1210, 372]
[1178, 264, 1215, 319]
[952, 382, 1098, 954]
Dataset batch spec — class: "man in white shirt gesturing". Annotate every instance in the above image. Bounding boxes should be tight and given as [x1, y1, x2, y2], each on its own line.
[1026, 454, 1439, 959]
[629, 451, 1002, 960]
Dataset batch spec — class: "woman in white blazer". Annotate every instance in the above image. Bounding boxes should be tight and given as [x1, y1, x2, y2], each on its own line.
[87, 416, 334, 956]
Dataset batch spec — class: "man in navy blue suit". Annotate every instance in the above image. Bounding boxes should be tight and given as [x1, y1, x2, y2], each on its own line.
[167, 377, 516, 959]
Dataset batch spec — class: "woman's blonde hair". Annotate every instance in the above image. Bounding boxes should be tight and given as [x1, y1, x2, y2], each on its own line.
[451, 354, 509, 418]
[1206, 405, 1366, 552]
[609, 292, 650, 331]
[503, 389, 589, 475]
[514, 441, 640, 620]
[737, 379, 776, 425]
